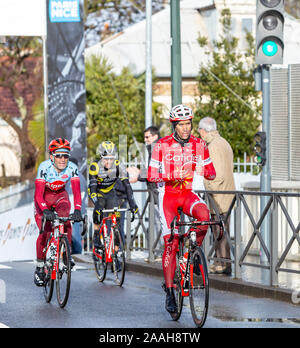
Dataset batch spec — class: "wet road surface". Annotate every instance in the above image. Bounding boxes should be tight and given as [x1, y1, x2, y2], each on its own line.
[0, 261, 299, 328]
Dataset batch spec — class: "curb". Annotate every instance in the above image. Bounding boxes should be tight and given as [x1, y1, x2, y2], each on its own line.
[73, 254, 297, 305]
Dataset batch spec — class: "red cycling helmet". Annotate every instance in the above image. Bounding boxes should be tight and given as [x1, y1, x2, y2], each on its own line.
[169, 104, 193, 122]
[48, 138, 71, 153]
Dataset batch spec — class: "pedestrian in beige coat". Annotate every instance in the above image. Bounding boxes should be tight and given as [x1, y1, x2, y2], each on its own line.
[198, 117, 236, 275]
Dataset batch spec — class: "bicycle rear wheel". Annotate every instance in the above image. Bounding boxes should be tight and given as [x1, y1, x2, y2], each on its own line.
[112, 227, 125, 286]
[170, 254, 183, 321]
[94, 243, 107, 282]
[189, 246, 209, 328]
[56, 236, 71, 308]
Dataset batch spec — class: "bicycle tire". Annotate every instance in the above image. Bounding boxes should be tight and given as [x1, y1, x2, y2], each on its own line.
[94, 238, 107, 282]
[170, 253, 184, 321]
[56, 235, 71, 308]
[189, 246, 209, 328]
[44, 265, 54, 303]
[112, 227, 126, 286]
[43, 240, 54, 303]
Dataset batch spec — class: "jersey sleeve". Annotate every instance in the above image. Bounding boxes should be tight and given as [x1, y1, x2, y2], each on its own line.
[147, 141, 165, 183]
[202, 144, 216, 180]
[69, 162, 82, 210]
[88, 161, 99, 204]
[34, 162, 48, 211]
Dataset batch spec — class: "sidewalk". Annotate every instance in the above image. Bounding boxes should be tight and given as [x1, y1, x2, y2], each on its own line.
[73, 252, 300, 305]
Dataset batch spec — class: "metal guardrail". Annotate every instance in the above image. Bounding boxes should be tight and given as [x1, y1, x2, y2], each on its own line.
[83, 189, 300, 287]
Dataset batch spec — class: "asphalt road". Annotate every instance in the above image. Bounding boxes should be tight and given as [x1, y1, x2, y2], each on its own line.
[0, 261, 299, 329]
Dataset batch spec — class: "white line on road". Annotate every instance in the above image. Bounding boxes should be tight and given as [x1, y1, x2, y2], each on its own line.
[0, 323, 9, 328]
[0, 265, 12, 269]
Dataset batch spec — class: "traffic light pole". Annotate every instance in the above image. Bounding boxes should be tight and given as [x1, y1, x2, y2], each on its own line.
[260, 64, 271, 264]
[170, 0, 182, 106]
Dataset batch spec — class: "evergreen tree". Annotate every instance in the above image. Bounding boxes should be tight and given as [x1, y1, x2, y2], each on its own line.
[194, 8, 261, 159]
[85, 55, 162, 160]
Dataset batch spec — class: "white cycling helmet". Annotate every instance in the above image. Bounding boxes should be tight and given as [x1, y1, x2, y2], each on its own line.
[169, 104, 194, 122]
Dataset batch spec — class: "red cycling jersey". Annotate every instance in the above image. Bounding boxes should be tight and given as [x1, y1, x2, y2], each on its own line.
[148, 133, 216, 189]
[34, 159, 82, 261]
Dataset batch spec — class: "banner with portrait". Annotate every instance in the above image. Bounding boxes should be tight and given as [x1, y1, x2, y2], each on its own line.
[46, 0, 87, 177]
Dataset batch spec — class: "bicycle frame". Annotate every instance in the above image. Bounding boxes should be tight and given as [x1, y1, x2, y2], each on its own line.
[93, 207, 128, 263]
[171, 211, 225, 297]
[44, 218, 68, 280]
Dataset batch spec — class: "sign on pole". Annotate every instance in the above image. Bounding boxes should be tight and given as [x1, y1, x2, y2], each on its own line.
[46, 0, 87, 176]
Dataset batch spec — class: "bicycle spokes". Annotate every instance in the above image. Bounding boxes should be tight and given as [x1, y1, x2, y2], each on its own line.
[94, 245, 107, 282]
[56, 236, 71, 308]
[189, 248, 209, 328]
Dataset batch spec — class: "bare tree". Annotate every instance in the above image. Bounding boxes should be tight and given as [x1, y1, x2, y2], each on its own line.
[0, 37, 43, 181]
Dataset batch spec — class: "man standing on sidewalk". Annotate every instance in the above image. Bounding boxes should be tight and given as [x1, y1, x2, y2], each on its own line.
[198, 117, 235, 275]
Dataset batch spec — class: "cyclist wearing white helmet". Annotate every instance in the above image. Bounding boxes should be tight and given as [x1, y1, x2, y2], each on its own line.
[148, 104, 216, 314]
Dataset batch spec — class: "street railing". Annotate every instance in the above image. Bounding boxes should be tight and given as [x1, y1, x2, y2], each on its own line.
[83, 189, 300, 287]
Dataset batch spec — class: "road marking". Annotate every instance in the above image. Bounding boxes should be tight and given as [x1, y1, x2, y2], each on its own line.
[73, 265, 87, 271]
[0, 265, 12, 269]
[0, 323, 9, 328]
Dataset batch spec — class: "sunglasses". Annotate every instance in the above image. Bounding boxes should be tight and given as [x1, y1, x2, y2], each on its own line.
[53, 153, 70, 159]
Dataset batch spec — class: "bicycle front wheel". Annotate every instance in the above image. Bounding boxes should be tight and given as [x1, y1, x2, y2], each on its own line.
[189, 246, 209, 328]
[170, 253, 183, 321]
[112, 227, 125, 286]
[44, 264, 54, 303]
[43, 239, 54, 303]
[56, 236, 71, 308]
[94, 244, 107, 282]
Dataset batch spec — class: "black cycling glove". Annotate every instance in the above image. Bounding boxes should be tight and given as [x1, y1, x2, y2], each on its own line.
[94, 201, 102, 216]
[72, 209, 82, 222]
[43, 209, 55, 221]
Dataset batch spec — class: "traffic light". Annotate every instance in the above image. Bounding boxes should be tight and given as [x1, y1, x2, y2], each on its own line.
[254, 131, 267, 166]
[256, 0, 285, 65]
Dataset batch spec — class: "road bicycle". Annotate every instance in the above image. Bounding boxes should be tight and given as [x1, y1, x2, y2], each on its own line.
[41, 211, 87, 308]
[163, 208, 224, 328]
[93, 207, 134, 286]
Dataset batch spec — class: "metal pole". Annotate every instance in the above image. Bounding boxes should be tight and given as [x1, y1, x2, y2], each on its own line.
[148, 190, 155, 262]
[234, 194, 242, 279]
[145, 0, 152, 128]
[260, 64, 271, 264]
[42, 35, 49, 157]
[170, 0, 182, 106]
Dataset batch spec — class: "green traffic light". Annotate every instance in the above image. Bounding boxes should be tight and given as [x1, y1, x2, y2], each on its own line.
[262, 40, 278, 56]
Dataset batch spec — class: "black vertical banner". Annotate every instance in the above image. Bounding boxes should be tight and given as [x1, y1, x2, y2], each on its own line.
[46, 0, 87, 176]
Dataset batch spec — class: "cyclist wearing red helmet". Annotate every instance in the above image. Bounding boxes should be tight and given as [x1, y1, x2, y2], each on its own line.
[148, 104, 216, 314]
[33, 138, 82, 286]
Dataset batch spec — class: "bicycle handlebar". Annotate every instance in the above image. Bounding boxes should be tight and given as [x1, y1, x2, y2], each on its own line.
[102, 208, 129, 213]
[40, 212, 87, 235]
[101, 207, 135, 223]
[168, 216, 224, 243]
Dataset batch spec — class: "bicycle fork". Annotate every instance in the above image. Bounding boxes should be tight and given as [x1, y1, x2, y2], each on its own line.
[180, 255, 190, 297]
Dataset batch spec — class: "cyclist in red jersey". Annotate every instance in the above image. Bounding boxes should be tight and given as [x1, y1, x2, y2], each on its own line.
[33, 138, 82, 286]
[147, 104, 216, 314]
